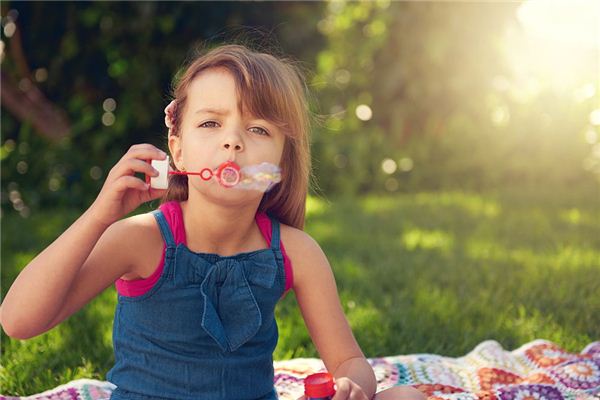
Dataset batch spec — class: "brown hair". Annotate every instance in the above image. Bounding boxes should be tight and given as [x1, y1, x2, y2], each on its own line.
[161, 44, 312, 230]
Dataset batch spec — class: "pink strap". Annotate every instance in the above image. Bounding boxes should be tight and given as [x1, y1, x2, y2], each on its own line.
[115, 202, 179, 297]
[116, 201, 293, 297]
[163, 199, 188, 245]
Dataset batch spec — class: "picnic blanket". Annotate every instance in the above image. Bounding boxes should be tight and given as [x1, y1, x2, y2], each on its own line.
[2, 339, 599, 400]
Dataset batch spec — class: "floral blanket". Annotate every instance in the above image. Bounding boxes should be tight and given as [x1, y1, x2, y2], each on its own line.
[2, 340, 599, 400]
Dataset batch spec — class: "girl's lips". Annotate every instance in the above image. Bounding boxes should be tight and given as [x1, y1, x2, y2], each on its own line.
[214, 160, 242, 170]
[215, 161, 242, 187]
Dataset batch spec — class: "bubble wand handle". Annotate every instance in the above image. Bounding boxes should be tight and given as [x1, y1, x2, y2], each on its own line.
[169, 169, 214, 181]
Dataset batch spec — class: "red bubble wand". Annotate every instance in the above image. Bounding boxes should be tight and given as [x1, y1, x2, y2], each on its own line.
[146, 157, 280, 192]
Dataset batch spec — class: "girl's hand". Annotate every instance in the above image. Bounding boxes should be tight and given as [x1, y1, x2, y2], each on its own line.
[88, 144, 168, 227]
[296, 377, 370, 400]
[331, 378, 369, 400]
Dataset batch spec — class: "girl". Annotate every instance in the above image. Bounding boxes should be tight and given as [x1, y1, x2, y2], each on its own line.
[1, 44, 425, 400]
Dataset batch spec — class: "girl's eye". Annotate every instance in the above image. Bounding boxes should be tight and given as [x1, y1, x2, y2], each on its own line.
[198, 121, 269, 136]
[249, 126, 269, 136]
[199, 121, 219, 128]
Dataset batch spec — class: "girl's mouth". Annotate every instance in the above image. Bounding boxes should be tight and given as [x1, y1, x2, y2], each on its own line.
[214, 161, 241, 188]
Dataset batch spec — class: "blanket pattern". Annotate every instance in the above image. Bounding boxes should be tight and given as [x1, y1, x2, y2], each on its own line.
[2, 340, 598, 400]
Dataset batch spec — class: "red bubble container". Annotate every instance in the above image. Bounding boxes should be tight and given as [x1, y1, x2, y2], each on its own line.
[304, 372, 336, 400]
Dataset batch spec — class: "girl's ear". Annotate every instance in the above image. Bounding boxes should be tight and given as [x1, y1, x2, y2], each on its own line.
[168, 134, 184, 171]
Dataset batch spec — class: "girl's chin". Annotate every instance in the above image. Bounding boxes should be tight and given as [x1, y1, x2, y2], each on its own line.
[198, 184, 263, 204]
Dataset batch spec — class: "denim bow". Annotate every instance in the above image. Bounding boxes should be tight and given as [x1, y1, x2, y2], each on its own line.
[192, 252, 277, 352]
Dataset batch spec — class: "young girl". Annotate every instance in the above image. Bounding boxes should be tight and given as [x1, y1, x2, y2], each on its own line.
[1, 44, 425, 400]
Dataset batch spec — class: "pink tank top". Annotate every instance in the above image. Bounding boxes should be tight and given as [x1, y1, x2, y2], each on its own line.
[116, 201, 294, 297]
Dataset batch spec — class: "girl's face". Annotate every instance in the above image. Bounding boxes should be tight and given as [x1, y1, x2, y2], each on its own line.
[169, 67, 285, 204]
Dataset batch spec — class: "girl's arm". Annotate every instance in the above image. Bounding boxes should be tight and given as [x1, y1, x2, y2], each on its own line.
[283, 226, 377, 400]
[0, 144, 167, 339]
[1, 211, 128, 339]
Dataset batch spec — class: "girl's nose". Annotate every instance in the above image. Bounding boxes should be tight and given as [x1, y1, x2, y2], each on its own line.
[222, 133, 244, 152]
[223, 142, 243, 151]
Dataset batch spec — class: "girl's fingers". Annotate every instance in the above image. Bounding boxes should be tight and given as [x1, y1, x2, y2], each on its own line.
[121, 144, 166, 165]
[332, 380, 351, 400]
[350, 390, 369, 400]
[114, 158, 159, 179]
[145, 187, 168, 202]
[331, 378, 369, 400]
[114, 175, 149, 193]
[126, 143, 165, 156]
[106, 146, 165, 182]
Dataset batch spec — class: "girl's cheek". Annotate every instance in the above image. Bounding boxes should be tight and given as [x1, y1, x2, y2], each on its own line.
[194, 129, 218, 141]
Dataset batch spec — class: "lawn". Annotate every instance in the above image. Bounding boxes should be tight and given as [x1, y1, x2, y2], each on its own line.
[1, 185, 599, 395]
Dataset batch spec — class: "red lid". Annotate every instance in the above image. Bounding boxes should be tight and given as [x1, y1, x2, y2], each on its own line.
[304, 372, 335, 398]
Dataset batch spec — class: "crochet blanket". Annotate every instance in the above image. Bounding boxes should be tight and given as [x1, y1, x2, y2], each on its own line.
[3, 340, 599, 400]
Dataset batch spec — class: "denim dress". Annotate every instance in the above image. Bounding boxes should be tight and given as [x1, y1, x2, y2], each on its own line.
[107, 206, 287, 400]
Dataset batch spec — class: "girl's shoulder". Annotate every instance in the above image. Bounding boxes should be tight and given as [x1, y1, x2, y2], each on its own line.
[115, 211, 164, 281]
[279, 223, 316, 252]
[279, 223, 329, 290]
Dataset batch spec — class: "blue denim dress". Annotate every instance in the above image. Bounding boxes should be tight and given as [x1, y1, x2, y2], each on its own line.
[107, 207, 286, 400]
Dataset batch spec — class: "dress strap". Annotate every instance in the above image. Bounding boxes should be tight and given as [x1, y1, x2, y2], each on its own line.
[152, 209, 176, 248]
[269, 216, 281, 251]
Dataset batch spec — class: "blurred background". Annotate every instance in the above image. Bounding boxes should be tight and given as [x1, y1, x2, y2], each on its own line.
[1, 1, 599, 394]
[1, 1, 598, 212]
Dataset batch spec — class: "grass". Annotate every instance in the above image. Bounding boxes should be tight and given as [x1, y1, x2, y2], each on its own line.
[1, 185, 599, 394]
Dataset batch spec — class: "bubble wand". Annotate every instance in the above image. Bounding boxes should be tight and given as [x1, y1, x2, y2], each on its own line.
[146, 156, 281, 192]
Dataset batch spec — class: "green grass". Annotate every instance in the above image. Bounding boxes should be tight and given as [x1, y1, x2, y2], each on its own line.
[2, 186, 599, 395]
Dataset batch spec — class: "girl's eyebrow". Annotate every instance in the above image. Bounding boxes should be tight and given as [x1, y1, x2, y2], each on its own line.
[195, 108, 230, 116]
[195, 108, 271, 124]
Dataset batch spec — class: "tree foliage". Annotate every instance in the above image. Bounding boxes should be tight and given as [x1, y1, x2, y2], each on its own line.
[2, 1, 598, 217]
[310, 1, 599, 194]
[1, 2, 325, 215]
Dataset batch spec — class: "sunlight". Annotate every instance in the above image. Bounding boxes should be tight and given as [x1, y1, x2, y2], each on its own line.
[504, 0, 599, 93]
[413, 192, 501, 219]
[517, 0, 599, 50]
[305, 195, 329, 217]
[465, 238, 600, 272]
[400, 228, 454, 253]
